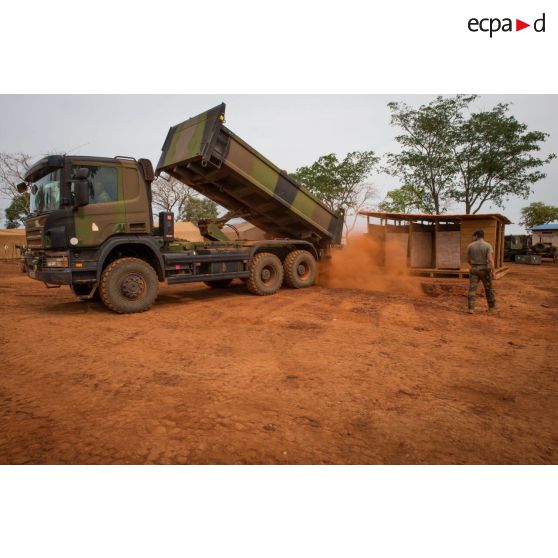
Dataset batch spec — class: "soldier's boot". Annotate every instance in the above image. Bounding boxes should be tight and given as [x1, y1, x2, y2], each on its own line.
[467, 292, 476, 314]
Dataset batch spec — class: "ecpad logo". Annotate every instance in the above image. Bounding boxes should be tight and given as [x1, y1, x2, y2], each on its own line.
[468, 13, 546, 37]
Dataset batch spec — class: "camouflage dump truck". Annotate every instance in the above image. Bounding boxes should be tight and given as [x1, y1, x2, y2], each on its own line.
[19, 104, 343, 313]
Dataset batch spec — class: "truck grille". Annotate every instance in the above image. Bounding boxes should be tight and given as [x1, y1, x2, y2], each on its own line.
[25, 217, 45, 249]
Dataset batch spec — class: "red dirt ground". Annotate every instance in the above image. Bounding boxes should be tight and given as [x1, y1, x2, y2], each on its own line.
[1, 261, 557, 464]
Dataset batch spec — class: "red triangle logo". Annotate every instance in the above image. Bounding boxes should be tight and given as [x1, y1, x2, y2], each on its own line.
[516, 19, 530, 31]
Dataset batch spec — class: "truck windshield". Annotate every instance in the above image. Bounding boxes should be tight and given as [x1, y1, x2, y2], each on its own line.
[29, 169, 62, 213]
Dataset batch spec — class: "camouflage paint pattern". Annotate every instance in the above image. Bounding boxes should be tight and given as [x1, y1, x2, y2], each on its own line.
[468, 265, 496, 311]
[24, 157, 151, 250]
[157, 104, 343, 247]
[73, 161, 126, 247]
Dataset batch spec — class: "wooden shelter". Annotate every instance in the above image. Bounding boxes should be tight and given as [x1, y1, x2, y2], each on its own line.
[359, 211, 511, 278]
[0, 228, 25, 261]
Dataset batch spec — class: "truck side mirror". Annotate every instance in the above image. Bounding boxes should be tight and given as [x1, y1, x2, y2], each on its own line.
[17, 182, 28, 193]
[71, 168, 90, 207]
[73, 180, 90, 207]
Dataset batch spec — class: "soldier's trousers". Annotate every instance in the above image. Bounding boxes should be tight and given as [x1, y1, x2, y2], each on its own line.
[468, 265, 495, 310]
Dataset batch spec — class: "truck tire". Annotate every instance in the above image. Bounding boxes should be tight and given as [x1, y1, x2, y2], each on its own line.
[247, 252, 284, 295]
[283, 250, 317, 288]
[99, 257, 159, 314]
[204, 279, 233, 288]
[531, 243, 546, 253]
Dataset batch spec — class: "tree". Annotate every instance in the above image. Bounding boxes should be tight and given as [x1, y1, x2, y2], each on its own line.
[4, 193, 30, 228]
[0, 153, 33, 223]
[151, 175, 192, 215]
[377, 184, 432, 213]
[519, 202, 558, 230]
[151, 175, 219, 224]
[386, 96, 555, 215]
[386, 95, 475, 214]
[450, 104, 556, 213]
[179, 196, 218, 223]
[290, 151, 379, 238]
[0, 152, 33, 200]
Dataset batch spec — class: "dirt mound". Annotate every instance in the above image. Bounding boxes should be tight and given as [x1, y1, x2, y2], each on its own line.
[421, 282, 468, 298]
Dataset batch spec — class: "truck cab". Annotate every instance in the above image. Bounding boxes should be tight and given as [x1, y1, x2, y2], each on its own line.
[24, 155, 154, 250]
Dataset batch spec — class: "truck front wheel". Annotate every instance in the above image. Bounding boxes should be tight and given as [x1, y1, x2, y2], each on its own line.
[247, 252, 284, 295]
[99, 257, 159, 314]
[283, 250, 317, 288]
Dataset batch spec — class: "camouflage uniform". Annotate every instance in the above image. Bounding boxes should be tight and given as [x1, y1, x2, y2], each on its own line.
[467, 240, 495, 312]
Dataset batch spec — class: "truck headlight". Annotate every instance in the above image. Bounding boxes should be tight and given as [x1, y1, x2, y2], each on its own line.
[45, 256, 69, 268]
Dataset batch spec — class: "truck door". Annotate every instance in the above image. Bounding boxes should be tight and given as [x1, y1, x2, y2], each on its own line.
[73, 164, 126, 247]
[121, 165, 151, 234]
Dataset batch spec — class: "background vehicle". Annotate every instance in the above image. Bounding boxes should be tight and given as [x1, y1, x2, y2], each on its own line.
[504, 234, 557, 263]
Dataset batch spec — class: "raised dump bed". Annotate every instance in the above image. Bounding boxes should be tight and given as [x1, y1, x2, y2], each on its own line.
[157, 103, 343, 250]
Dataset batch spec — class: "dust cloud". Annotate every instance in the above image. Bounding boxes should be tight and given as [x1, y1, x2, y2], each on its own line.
[319, 234, 423, 296]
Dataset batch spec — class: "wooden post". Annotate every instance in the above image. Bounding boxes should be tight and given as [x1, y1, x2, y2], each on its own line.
[408, 219, 413, 269]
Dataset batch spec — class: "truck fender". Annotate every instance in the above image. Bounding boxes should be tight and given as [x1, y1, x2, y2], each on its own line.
[96, 236, 165, 282]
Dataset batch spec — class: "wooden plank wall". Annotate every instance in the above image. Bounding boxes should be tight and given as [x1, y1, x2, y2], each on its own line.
[410, 232, 433, 267]
[385, 232, 409, 268]
[367, 217, 507, 271]
[436, 231, 461, 268]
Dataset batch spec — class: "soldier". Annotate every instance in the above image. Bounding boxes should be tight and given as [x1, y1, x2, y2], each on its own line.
[467, 230, 496, 314]
[93, 180, 113, 203]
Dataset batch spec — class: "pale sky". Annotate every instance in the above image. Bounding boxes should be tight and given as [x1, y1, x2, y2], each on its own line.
[0, 95, 556, 233]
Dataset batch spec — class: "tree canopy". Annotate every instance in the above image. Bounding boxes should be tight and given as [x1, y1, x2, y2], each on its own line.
[151, 175, 219, 224]
[1, 152, 32, 227]
[179, 196, 218, 224]
[291, 150, 378, 238]
[451, 104, 556, 213]
[4, 193, 30, 228]
[291, 151, 378, 213]
[519, 202, 558, 230]
[385, 95, 555, 214]
[377, 184, 432, 214]
[385, 95, 474, 214]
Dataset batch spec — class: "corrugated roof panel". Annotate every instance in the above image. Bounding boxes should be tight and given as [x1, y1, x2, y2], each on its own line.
[531, 223, 558, 231]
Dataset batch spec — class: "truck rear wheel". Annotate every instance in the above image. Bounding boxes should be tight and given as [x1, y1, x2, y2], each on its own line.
[204, 279, 233, 288]
[283, 250, 317, 288]
[99, 257, 159, 314]
[247, 252, 284, 295]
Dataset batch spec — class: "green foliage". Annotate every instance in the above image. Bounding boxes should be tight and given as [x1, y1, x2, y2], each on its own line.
[178, 196, 218, 224]
[377, 184, 432, 213]
[451, 104, 556, 213]
[386, 95, 555, 214]
[152, 176, 221, 224]
[291, 151, 379, 214]
[519, 202, 558, 230]
[386, 95, 475, 214]
[4, 192, 30, 228]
